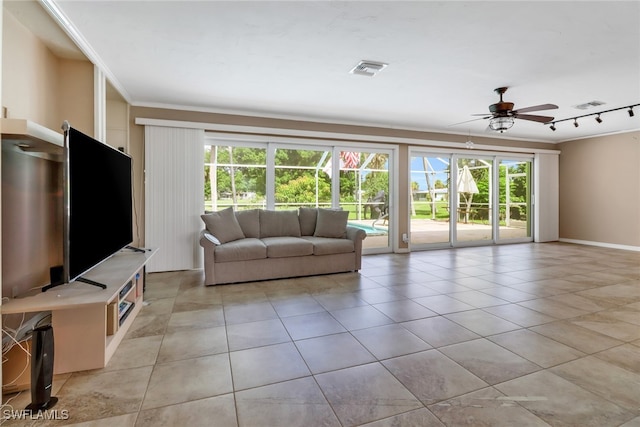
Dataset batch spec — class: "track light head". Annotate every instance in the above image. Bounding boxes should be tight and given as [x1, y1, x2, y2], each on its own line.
[595, 114, 602, 123]
[573, 119, 579, 128]
[629, 107, 635, 117]
[550, 123, 556, 131]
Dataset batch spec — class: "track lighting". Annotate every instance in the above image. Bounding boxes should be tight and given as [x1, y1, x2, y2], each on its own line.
[548, 102, 639, 131]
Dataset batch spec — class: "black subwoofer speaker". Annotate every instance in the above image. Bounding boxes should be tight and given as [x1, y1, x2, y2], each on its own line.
[26, 325, 58, 411]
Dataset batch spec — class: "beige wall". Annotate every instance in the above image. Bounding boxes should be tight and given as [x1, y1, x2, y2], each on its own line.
[2, 9, 58, 128]
[129, 106, 552, 250]
[2, 8, 93, 134]
[559, 131, 640, 247]
[57, 59, 94, 136]
[106, 98, 129, 150]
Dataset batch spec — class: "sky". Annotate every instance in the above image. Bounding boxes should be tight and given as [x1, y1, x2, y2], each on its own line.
[410, 156, 450, 191]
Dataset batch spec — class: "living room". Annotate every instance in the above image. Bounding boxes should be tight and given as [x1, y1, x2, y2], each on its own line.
[1, 1, 639, 426]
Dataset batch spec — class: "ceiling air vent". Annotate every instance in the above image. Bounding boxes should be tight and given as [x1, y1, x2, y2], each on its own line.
[350, 60, 388, 77]
[573, 100, 606, 110]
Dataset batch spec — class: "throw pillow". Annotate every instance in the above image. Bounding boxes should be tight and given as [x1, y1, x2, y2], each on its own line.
[201, 207, 245, 244]
[298, 207, 318, 236]
[259, 210, 302, 238]
[314, 208, 349, 238]
[235, 209, 260, 238]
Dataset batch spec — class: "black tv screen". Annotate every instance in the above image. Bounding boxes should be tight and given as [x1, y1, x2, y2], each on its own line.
[65, 128, 133, 282]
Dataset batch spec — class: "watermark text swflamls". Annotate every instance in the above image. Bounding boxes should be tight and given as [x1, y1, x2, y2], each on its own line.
[2, 405, 69, 421]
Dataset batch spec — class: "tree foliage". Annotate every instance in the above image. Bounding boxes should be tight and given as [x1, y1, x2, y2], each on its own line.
[206, 145, 390, 206]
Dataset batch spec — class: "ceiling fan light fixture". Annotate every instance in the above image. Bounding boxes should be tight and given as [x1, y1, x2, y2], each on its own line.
[489, 116, 514, 132]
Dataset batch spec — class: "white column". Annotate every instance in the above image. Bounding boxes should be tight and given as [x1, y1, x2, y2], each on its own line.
[94, 66, 106, 142]
[534, 153, 560, 242]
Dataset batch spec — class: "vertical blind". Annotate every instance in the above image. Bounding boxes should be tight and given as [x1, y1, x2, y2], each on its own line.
[144, 126, 204, 272]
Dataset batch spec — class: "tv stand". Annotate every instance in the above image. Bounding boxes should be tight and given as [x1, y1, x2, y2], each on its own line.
[1, 249, 156, 374]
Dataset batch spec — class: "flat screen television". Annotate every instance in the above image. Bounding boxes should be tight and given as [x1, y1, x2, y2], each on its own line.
[63, 127, 133, 285]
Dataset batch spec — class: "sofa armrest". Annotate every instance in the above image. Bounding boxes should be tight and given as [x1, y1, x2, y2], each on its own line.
[346, 226, 366, 242]
[200, 229, 221, 247]
[346, 226, 366, 271]
[199, 230, 218, 285]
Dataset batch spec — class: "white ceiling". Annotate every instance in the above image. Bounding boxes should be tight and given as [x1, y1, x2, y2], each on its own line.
[21, 1, 640, 143]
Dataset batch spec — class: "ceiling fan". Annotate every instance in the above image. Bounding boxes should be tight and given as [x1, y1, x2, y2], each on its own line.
[469, 87, 558, 133]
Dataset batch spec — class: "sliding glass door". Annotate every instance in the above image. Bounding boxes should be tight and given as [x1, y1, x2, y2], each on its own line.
[410, 154, 451, 246]
[454, 156, 494, 244]
[410, 150, 533, 249]
[498, 158, 532, 241]
[338, 150, 390, 251]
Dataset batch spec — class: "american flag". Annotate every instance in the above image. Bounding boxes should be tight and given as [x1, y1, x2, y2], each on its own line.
[341, 152, 359, 169]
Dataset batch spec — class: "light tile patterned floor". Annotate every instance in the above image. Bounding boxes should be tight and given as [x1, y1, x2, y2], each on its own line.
[4, 242, 640, 426]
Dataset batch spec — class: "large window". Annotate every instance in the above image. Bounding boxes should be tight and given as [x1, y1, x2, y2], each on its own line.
[274, 147, 331, 210]
[205, 144, 266, 212]
[205, 139, 393, 252]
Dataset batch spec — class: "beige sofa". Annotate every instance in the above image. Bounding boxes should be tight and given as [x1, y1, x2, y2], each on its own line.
[199, 207, 366, 285]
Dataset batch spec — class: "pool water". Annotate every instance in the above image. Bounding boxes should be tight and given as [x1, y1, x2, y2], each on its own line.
[347, 222, 388, 236]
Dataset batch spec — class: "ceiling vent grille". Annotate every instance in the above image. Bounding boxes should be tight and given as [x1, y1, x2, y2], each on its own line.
[573, 100, 606, 110]
[350, 60, 388, 77]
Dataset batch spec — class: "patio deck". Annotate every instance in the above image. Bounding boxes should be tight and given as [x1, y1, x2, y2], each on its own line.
[353, 218, 529, 250]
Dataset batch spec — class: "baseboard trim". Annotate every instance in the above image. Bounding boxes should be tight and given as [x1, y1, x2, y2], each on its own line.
[559, 238, 640, 252]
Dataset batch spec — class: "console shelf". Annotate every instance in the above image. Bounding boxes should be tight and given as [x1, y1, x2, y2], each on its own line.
[1, 249, 156, 374]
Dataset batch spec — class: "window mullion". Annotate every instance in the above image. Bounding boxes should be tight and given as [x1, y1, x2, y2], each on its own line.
[266, 143, 276, 210]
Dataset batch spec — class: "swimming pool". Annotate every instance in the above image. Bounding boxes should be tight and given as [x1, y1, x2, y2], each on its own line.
[347, 222, 388, 236]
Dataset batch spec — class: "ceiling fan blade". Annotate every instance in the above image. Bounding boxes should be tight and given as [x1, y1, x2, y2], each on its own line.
[513, 103, 558, 114]
[471, 113, 493, 117]
[448, 117, 490, 126]
[514, 113, 555, 123]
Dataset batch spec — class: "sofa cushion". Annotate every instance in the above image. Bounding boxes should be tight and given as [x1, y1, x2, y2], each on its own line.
[201, 207, 245, 244]
[262, 237, 313, 258]
[301, 236, 355, 255]
[214, 238, 266, 262]
[314, 208, 349, 238]
[235, 209, 260, 238]
[259, 210, 301, 238]
[298, 207, 318, 236]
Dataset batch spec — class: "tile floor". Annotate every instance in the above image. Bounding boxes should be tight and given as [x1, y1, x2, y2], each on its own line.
[3, 242, 640, 426]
